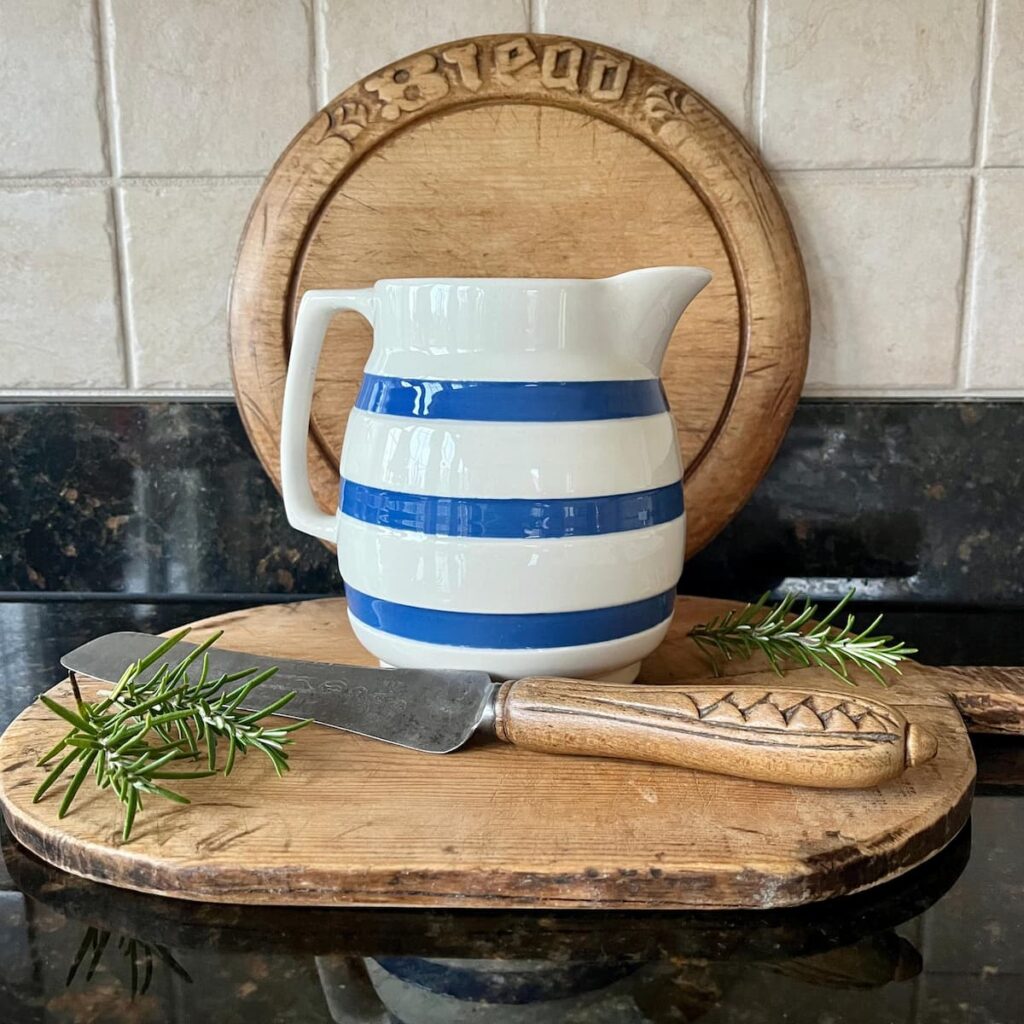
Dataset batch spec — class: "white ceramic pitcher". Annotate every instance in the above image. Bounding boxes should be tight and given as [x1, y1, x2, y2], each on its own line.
[280, 268, 711, 682]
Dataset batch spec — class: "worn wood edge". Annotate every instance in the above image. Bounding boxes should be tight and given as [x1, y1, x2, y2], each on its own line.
[0, 688, 975, 911]
[227, 32, 810, 560]
[1, 822, 971, 963]
[0, 787, 973, 911]
[938, 666, 1024, 735]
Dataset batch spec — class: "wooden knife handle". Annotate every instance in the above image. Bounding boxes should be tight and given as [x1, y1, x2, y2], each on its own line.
[492, 678, 938, 788]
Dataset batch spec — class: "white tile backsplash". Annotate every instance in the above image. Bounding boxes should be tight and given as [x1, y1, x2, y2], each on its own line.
[111, 0, 316, 175]
[323, 0, 529, 98]
[780, 173, 971, 391]
[0, 189, 123, 387]
[0, 0, 107, 176]
[762, 0, 983, 169]
[121, 183, 258, 389]
[0, 0, 1020, 398]
[536, 0, 754, 131]
[966, 172, 1024, 388]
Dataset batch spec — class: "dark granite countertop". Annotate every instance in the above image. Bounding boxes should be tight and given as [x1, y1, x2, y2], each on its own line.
[0, 598, 1022, 1023]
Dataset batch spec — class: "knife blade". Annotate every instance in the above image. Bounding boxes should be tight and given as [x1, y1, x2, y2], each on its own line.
[60, 631, 938, 788]
[62, 632, 495, 754]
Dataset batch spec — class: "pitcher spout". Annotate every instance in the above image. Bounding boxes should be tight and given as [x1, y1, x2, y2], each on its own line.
[606, 266, 712, 375]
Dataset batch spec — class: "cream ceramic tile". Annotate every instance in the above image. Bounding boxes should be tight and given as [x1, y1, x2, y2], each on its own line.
[323, 0, 529, 96]
[985, 0, 1024, 165]
[111, 0, 315, 175]
[537, 0, 753, 131]
[778, 173, 970, 391]
[966, 173, 1024, 388]
[0, 189, 123, 387]
[121, 183, 258, 389]
[0, 0, 106, 176]
[763, 0, 982, 168]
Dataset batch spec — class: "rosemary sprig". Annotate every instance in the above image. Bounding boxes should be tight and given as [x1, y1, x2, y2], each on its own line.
[34, 629, 310, 840]
[689, 589, 916, 685]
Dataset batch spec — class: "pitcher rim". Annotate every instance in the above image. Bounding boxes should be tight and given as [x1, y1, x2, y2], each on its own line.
[365, 266, 713, 287]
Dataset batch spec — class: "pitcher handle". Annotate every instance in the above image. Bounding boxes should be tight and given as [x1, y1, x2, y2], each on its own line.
[280, 289, 376, 542]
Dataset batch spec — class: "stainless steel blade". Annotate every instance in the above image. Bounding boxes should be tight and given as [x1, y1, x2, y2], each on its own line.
[61, 632, 498, 754]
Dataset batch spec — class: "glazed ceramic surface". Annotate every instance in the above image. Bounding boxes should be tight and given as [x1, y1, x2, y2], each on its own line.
[280, 268, 710, 680]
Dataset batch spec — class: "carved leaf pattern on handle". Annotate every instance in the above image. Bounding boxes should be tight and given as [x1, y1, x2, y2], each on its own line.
[507, 684, 906, 742]
[676, 690, 903, 738]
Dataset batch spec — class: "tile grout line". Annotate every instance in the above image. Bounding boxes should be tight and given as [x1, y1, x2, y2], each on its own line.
[3, 387, 1023, 403]
[973, 0, 996, 172]
[749, 0, 769, 149]
[94, 0, 122, 179]
[957, 173, 983, 391]
[770, 164, 978, 177]
[312, 0, 329, 109]
[0, 175, 268, 189]
[956, 0, 997, 392]
[0, 390, 237, 402]
[94, 0, 136, 390]
[802, 387, 1024, 399]
[111, 186, 139, 388]
[4, 165, 1020, 192]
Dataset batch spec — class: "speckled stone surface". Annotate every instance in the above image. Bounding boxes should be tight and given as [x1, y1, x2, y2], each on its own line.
[684, 400, 1024, 605]
[0, 402, 335, 597]
[0, 599, 256, 732]
[2, 401, 1022, 607]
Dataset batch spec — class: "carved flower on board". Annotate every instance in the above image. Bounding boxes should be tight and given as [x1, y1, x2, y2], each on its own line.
[364, 53, 450, 121]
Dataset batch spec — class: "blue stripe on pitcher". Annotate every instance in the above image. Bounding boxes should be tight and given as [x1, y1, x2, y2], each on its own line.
[345, 587, 677, 649]
[354, 375, 669, 421]
[339, 479, 684, 538]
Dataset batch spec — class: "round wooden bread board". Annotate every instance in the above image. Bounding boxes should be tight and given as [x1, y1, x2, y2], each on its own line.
[0, 598, 974, 911]
[229, 34, 809, 558]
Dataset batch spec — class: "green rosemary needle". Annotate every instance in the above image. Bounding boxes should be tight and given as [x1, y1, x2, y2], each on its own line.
[34, 629, 310, 840]
[689, 589, 917, 685]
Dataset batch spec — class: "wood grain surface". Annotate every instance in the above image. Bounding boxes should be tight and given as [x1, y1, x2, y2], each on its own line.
[0, 598, 977, 911]
[229, 34, 810, 559]
[493, 676, 938, 788]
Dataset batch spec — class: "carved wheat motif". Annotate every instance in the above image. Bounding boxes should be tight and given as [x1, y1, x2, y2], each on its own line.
[643, 83, 691, 125]
[318, 101, 370, 149]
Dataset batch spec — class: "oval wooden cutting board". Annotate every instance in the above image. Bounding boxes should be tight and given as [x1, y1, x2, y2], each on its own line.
[229, 34, 810, 558]
[0, 598, 974, 911]
[2, 823, 970, 961]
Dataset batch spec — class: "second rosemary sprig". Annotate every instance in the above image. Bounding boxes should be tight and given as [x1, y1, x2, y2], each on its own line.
[689, 589, 916, 685]
[34, 629, 310, 840]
